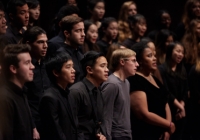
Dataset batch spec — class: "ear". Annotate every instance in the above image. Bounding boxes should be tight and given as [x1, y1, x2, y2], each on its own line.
[9, 65, 17, 75]
[64, 30, 70, 39]
[52, 69, 59, 78]
[120, 59, 125, 66]
[86, 66, 93, 75]
[58, 21, 62, 27]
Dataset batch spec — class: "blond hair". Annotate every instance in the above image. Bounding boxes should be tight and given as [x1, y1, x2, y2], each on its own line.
[110, 48, 136, 71]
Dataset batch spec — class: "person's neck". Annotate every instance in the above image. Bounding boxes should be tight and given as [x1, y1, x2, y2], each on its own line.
[102, 36, 112, 44]
[65, 39, 78, 49]
[31, 54, 42, 63]
[132, 33, 140, 42]
[9, 77, 24, 89]
[56, 81, 67, 90]
[169, 61, 177, 71]
[86, 75, 100, 88]
[137, 68, 151, 77]
[113, 69, 126, 81]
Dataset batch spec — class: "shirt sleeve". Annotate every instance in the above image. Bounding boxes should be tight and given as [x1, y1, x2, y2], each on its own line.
[101, 82, 119, 140]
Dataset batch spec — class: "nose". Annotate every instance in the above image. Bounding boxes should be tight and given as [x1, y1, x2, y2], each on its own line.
[72, 68, 76, 73]
[44, 42, 48, 48]
[30, 62, 35, 69]
[82, 30, 85, 37]
[2, 17, 6, 23]
[136, 61, 139, 67]
[25, 12, 29, 18]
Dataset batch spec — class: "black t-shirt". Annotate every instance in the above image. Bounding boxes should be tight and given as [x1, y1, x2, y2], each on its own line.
[128, 74, 168, 140]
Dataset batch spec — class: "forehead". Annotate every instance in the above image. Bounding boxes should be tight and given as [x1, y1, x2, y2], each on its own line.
[174, 44, 183, 50]
[95, 2, 105, 7]
[73, 22, 84, 29]
[16, 4, 29, 11]
[63, 59, 73, 65]
[143, 47, 152, 54]
[17, 52, 31, 61]
[88, 24, 97, 30]
[95, 56, 107, 64]
[161, 13, 170, 18]
[36, 33, 47, 40]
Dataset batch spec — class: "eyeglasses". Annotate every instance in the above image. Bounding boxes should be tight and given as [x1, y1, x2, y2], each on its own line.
[123, 58, 137, 63]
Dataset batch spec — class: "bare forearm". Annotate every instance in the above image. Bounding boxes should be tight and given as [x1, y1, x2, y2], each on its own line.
[141, 111, 170, 129]
[165, 103, 171, 121]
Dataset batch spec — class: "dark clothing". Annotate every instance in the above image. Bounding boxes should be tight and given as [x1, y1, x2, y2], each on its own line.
[3, 24, 24, 44]
[122, 38, 136, 49]
[57, 44, 83, 83]
[148, 30, 159, 43]
[175, 22, 185, 41]
[158, 64, 188, 140]
[69, 78, 105, 140]
[39, 84, 83, 140]
[158, 64, 188, 116]
[46, 31, 65, 59]
[128, 74, 168, 140]
[0, 81, 33, 140]
[101, 74, 132, 140]
[96, 40, 110, 55]
[25, 59, 51, 130]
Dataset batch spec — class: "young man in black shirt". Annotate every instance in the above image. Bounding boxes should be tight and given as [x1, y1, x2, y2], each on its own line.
[22, 26, 51, 137]
[69, 51, 108, 140]
[0, 44, 36, 140]
[39, 52, 83, 140]
[4, 0, 29, 44]
[56, 15, 85, 83]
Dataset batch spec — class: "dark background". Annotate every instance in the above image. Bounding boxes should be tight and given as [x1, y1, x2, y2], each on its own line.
[1, 0, 188, 35]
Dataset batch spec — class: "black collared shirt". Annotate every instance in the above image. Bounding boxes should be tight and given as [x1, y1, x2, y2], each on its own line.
[0, 81, 33, 140]
[3, 24, 24, 44]
[46, 31, 66, 59]
[69, 78, 104, 140]
[57, 44, 84, 83]
[25, 58, 51, 125]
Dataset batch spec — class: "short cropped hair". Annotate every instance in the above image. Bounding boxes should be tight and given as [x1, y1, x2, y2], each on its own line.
[110, 48, 136, 71]
[60, 15, 83, 33]
[81, 51, 104, 76]
[7, 0, 27, 15]
[45, 52, 72, 83]
[22, 26, 46, 43]
[1, 44, 31, 79]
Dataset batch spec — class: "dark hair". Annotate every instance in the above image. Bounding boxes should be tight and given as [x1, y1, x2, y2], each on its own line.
[22, 26, 46, 43]
[164, 42, 187, 79]
[26, 0, 39, 9]
[0, 1, 5, 11]
[1, 44, 31, 79]
[155, 29, 175, 51]
[128, 14, 146, 30]
[141, 37, 153, 43]
[155, 10, 171, 29]
[98, 17, 117, 39]
[81, 51, 104, 76]
[45, 52, 72, 83]
[60, 15, 83, 32]
[131, 41, 149, 63]
[88, 0, 105, 11]
[7, 0, 27, 15]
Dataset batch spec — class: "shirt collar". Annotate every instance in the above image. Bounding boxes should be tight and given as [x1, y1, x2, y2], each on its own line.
[6, 81, 27, 96]
[82, 77, 97, 91]
[54, 83, 70, 98]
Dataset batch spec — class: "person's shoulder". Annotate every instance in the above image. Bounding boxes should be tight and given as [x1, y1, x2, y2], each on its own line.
[70, 81, 85, 91]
